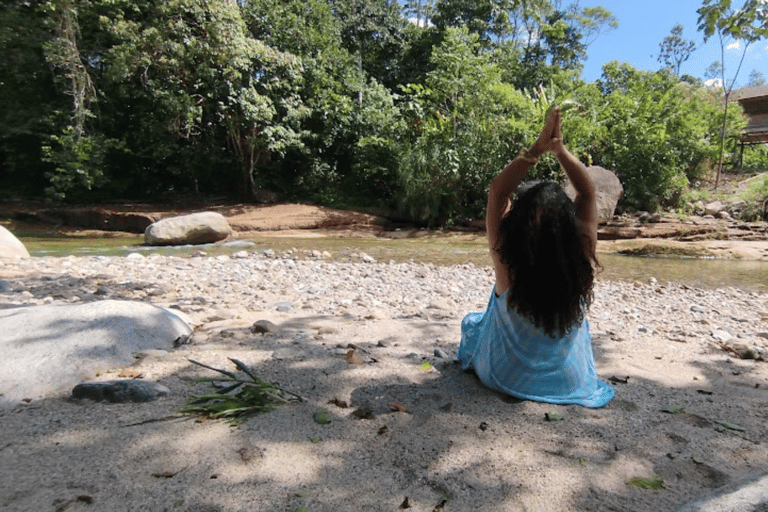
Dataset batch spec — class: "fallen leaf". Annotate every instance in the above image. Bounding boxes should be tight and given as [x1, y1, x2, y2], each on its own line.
[328, 398, 349, 408]
[419, 361, 432, 372]
[627, 477, 665, 490]
[345, 349, 364, 365]
[313, 411, 332, 425]
[662, 407, 685, 414]
[118, 368, 143, 379]
[609, 375, 629, 384]
[578, 458, 589, 467]
[545, 412, 565, 422]
[433, 498, 449, 511]
[309, 437, 321, 444]
[151, 471, 178, 479]
[377, 425, 389, 435]
[77, 495, 94, 504]
[390, 402, 409, 413]
[696, 389, 713, 395]
[173, 498, 184, 507]
[715, 420, 747, 432]
[479, 421, 489, 431]
[399, 497, 411, 509]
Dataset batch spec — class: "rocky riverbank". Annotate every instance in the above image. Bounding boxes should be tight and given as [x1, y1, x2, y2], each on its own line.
[2, 249, 768, 511]
[3, 201, 768, 265]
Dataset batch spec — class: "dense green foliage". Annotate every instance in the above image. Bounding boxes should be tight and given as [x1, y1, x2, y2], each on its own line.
[0, 0, 761, 224]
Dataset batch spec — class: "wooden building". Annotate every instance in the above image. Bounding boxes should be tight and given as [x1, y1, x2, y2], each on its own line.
[736, 85, 768, 165]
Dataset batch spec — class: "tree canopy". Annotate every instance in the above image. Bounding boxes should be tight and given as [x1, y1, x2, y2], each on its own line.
[0, 0, 760, 223]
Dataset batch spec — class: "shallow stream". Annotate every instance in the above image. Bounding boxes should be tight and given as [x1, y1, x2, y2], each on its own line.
[13, 230, 768, 292]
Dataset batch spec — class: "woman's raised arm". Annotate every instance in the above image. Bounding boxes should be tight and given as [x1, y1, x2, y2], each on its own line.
[552, 116, 598, 261]
[487, 108, 563, 292]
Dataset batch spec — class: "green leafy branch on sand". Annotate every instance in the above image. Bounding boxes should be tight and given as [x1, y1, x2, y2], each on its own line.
[180, 358, 303, 422]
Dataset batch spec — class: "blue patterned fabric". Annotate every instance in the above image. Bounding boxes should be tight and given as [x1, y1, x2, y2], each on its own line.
[458, 288, 614, 408]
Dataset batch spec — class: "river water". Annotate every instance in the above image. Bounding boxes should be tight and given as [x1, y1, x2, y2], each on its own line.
[16, 232, 768, 292]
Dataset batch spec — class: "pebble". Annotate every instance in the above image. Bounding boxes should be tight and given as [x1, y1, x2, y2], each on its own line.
[71, 380, 170, 403]
[251, 319, 279, 334]
[1, 252, 767, 364]
[712, 329, 734, 342]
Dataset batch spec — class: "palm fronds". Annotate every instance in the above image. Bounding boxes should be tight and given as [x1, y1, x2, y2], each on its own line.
[180, 358, 303, 422]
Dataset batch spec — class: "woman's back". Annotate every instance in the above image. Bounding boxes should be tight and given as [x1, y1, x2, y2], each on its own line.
[457, 106, 613, 408]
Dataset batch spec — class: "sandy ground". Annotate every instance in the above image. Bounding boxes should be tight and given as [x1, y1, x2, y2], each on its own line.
[2, 277, 768, 512]
[2, 203, 768, 512]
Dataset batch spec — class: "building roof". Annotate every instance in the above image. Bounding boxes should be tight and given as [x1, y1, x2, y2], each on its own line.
[734, 86, 768, 144]
[736, 85, 768, 102]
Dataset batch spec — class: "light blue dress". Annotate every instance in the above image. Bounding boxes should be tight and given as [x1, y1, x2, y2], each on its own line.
[458, 288, 614, 408]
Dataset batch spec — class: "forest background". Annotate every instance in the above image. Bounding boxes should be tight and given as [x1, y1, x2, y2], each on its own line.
[1, 0, 767, 226]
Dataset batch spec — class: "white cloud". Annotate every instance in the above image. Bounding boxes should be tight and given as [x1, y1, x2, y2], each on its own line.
[704, 78, 724, 89]
[727, 41, 741, 51]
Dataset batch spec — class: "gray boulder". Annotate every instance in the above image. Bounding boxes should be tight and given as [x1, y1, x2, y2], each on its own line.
[0, 300, 192, 405]
[0, 225, 30, 259]
[564, 166, 623, 224]
[144, 211, 231, 246]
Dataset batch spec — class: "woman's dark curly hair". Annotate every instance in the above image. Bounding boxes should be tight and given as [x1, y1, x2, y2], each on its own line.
[496, 181, 596, 338]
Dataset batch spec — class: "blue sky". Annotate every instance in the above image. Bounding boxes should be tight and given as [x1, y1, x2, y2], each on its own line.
[580, 0, 767, 85]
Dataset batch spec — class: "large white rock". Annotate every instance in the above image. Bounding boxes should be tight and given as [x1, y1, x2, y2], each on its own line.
[0, 225, 30, 259]
[144, 211, 231, 246]
[704, 201, 725, 216]
[0, 300, 192, 405]
[564, 166, 624, 224]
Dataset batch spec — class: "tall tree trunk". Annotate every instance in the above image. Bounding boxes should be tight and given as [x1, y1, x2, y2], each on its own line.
[713, 32, 750, 190]
[47, 0, 95, 138]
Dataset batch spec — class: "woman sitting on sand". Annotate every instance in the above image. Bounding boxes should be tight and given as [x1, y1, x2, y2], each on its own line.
[458, 107, 614, 408]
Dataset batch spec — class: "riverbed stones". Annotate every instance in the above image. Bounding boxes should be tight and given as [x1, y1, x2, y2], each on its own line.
[2, 250, 768, 408]
[144, 211, 231, 246]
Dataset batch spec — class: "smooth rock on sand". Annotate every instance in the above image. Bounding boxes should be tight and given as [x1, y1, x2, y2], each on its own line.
[0, 299, 192, 405]
[0, 225, 29, 259]
[144, 211, 231, 246]
[71, 380, 171, 403]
